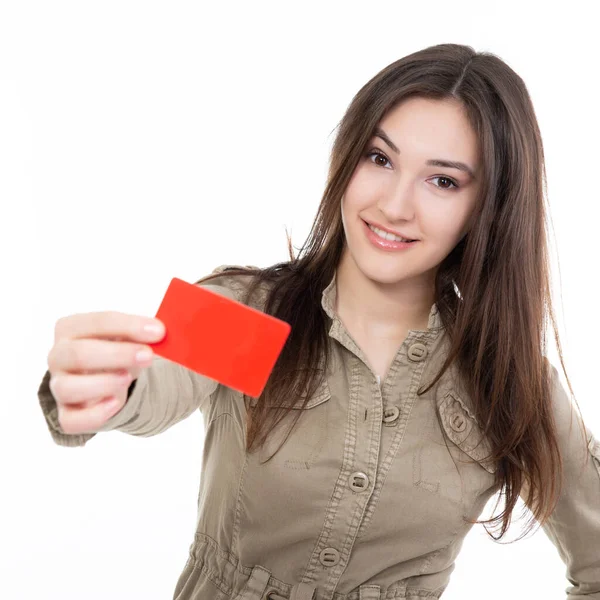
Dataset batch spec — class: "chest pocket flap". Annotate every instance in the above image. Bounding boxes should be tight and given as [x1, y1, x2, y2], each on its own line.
[438, 391, 497, 474]
[249, 376, 331, 409]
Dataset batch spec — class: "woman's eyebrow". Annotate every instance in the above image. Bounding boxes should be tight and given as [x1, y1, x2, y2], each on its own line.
[373, 126, 477, 180]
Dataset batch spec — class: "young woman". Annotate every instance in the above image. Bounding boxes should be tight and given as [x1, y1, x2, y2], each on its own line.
[39, 43, 600, 600]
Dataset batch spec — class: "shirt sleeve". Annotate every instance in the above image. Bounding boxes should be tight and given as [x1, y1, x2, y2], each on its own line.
[534, 361, 600, 598]
[36, 274, 243, 448]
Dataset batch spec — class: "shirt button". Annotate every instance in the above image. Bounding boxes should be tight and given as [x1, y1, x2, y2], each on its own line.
[407, 342, 428, 362]
[383, 406, 400, 424]
[348, 471, 369, 492]
[450, 413, 467, 432]
[319, 547, 341, 567]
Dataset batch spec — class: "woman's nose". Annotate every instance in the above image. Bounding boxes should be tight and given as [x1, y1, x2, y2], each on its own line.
[376, 179, 416, 221]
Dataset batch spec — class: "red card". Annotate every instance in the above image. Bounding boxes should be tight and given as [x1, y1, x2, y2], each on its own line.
[149, 277, 291, 397]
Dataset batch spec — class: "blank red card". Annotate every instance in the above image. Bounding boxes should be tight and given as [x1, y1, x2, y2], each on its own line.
[149, 277, 291, 397]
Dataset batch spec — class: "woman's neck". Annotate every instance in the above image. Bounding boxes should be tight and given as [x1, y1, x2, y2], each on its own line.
[334, 249, 435, 338]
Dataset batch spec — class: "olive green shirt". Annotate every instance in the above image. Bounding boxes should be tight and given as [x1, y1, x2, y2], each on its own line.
[37, 265, 600, 600]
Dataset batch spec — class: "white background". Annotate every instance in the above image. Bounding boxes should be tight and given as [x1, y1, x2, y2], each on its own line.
[1, 1, 598, 599]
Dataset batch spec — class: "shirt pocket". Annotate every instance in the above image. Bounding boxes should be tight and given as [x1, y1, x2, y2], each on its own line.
[255, 377, 333, 468]
[413, 390, 498, 506]
[249, 374, 331, 409]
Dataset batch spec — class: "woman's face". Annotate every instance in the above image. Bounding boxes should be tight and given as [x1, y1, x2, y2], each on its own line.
[341, 96, 482, 287]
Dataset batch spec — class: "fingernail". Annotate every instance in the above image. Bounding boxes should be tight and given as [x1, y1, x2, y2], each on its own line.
[143, 322, 164, 337]
[136, 349, 153, 363]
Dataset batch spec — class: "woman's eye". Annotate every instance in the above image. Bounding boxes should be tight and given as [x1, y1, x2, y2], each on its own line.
[366, 149, 391, 168]
[430, 176, 460, 191]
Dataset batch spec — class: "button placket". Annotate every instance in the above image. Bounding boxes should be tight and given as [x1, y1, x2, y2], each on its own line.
[297, 341, 408, 594]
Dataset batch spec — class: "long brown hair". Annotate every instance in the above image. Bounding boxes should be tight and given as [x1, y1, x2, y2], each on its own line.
[195, 43, 588, 542]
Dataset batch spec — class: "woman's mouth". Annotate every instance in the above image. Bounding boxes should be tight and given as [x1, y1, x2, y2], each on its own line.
[362, 220, 419, 250]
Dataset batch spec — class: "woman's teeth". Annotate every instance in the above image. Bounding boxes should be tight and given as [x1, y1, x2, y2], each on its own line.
[368, 223, 414, 243]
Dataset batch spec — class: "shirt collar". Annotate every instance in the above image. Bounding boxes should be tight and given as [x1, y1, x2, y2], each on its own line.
[320, 269, 444, 331]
